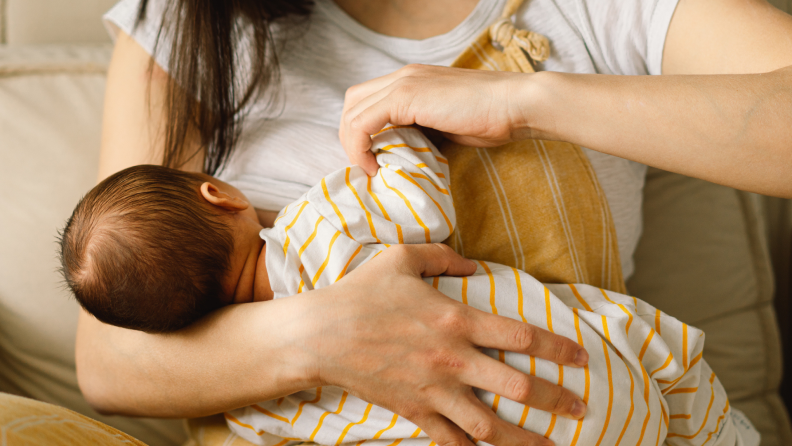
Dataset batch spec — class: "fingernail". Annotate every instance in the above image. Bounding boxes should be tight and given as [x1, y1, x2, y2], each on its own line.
[574, 349, 589, 366]
[571, 399, 587, 419]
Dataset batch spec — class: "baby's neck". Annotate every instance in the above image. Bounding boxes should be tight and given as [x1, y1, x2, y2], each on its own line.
[253, 242, 275, 302]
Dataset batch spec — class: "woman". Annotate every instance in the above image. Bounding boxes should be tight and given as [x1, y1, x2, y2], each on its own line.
[85, 1, 792, 445]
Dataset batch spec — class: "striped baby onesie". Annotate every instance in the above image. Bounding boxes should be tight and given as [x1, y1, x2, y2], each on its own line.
[225, 126, 746, 446]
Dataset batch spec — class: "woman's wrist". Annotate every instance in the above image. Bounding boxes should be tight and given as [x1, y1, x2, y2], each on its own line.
[509, 70, 565, 143]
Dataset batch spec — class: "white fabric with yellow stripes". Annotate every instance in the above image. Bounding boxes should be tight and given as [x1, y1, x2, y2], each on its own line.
[226, 127, 745, 446]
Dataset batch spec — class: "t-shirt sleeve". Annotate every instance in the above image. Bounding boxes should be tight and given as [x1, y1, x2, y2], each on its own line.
[103, 0, 172, 73]
[534, 0, 680, 75]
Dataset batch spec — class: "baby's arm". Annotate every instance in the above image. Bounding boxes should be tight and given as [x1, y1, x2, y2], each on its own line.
[307, 125, 455, 245]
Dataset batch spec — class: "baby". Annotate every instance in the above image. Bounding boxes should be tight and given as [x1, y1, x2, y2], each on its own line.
[60, 127, 753, 446]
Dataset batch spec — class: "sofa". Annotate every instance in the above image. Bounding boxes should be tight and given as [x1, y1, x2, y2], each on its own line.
[1, 1, 790, 445]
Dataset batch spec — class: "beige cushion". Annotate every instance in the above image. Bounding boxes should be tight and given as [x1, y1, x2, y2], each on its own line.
[627, 167, 792, 446]
[0, 44, 186, 446]
[3, 0, 118, 45]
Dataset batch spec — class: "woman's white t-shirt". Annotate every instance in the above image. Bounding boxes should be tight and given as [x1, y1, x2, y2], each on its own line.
[103, 0, 680, 279]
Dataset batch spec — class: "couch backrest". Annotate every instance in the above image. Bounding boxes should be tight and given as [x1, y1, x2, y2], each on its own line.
[1, 0, 118, 45]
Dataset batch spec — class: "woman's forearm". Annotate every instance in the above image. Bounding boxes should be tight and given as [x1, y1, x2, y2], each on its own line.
[76, 296, 318, 417]
[527, 67, 792, 197]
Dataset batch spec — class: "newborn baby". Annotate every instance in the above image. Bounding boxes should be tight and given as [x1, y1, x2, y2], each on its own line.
[59, 127, 753, 446]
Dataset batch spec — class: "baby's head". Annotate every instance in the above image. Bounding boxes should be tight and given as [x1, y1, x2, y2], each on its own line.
[59, 165, 266, 333]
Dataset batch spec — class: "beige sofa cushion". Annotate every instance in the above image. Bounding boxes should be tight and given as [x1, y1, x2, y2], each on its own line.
[2, 0, 118, 45]
[0, 44, 185, 446]
[627, 167, 792, 446]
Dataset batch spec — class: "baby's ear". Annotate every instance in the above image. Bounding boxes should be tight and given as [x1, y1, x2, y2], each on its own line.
[199, 182, 249, 212]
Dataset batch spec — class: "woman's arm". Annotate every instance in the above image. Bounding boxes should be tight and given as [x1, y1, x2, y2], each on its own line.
[339, 0, 792, 197]
[80, 31, 589, 446]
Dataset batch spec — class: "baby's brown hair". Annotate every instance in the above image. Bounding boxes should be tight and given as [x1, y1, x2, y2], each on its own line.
[59, 165, 235, 333]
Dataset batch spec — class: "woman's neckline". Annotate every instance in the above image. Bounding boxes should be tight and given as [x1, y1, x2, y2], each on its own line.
[315, 0, 507, 64]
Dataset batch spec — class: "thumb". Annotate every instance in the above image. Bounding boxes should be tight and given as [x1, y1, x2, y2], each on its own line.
[399, 243, 477, 278]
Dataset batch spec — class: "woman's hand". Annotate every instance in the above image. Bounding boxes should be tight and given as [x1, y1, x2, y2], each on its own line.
[339, 65, 539, 176]
[305, 243, 588, 446]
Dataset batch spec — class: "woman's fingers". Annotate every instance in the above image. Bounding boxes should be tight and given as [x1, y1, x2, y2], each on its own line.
[442, 392, 554, 446]
[339, 65, 529, 174]
[388, 243, 478, 278]
[410, 414, 475, 446]
[466, 309, 589, 367]
[460, 354, 586, 420]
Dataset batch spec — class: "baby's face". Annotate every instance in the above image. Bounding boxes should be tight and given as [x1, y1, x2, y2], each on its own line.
[197, 175, 274, 304]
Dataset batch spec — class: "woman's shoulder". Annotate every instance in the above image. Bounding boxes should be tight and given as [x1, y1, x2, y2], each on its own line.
[103, 0, 172, 72]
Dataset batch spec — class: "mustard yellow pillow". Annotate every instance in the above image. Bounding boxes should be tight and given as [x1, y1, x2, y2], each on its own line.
[0, 392, 147, 446]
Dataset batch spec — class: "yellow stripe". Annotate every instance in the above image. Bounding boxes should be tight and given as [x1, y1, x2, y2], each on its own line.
[491, 349, 505, 414]
[383, 427, 422, 446]
[282, 201, 310, 256]
[660, 352, 702, 391]
[336, 246, 363, 283]
[636, 361, 652, 446]
[394, 169, 453, 234]
[335, 403, 374, 446]
[368, 175, 404, 243]
[682, 324, 689, 371]
[670, 414, 692, 420]
[650, 353, 674, 378]
[380, 143, 432, 153]
[409, 172, 449, 194]
[478, 261, 497, 315]
[273, 203, 291, 225]
[569, 284, 593, 311]
[276, 397, 285, 406]
[569, 309, 590, 446]
[322, 178, 352, 238]
[291, 387, 322, 426]
[655, 309, 662, 336]
[614, 358, 635, 446]
[543, 287, 559, 439]
[703, 400, 730, 446]
[436, 156, 449, 165]
[373, 414, 399, 439]
[639, 331, 655, 361]
[667, 387, 698, 395]
[432, 276, 440, 289]
[461, 276, 468, 305]
[224, 413, 300, 439]
[518, 355, 537, 428]
[654, 404, 665, 446]
[311, 231, 342, 287]
[594, 316, 614, 446]
[309, 391, 349, 441]
[273, 439, 290, 446]
[299, 216, 325, 257]
[380, 169, 430, 241]
[544, 287, 553, 332]
[667, 373, 717, 440]
[373, 125, 413, 136]
[345, 167, 380, 242]
[251, 405, 290, 424]
[512, 268, 526, 323]
[600, 288, 633, 334]
[297, 265, 306, 293]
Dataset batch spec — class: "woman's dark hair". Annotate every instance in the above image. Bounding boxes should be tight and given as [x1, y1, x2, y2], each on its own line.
[137, 0, 313, 175]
